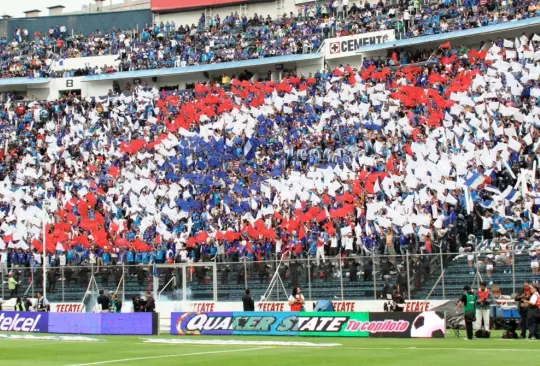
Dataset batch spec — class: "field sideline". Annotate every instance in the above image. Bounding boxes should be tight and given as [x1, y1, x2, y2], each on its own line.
[0, 331, 538, 366]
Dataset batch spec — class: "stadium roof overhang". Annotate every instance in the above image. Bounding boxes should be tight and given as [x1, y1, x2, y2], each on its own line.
[81, 53, 323, 82]
[352, 16, 540, 54]
[0, 78, 49, 87]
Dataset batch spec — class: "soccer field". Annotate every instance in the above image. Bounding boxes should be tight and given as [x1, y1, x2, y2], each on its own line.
[0, 331, 538, 366]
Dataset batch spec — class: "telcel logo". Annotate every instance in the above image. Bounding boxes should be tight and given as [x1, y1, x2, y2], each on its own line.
[0, 313, 42, 332]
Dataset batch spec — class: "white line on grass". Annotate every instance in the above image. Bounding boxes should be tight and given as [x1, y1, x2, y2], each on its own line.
[341, 347, 540, 352]
[65, 346, 273, 366]
[142, 338, 341, 347]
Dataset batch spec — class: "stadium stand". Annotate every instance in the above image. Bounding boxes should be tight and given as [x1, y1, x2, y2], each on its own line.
[1, 0, 540, 78]
[2, 1, 540, 306]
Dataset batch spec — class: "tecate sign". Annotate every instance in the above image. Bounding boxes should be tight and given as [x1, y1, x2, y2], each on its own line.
[0, 312, 48, 333]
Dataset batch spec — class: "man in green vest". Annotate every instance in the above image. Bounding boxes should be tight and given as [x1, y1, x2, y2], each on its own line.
[8, 273, 20, 299]
[457, 285, 477, 340]
[14, 297, 26, 312]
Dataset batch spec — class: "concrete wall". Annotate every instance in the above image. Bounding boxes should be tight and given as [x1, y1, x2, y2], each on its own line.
[0, 9, 152, 40]
[155, 0, 297, 27]
[50, 55, 120, 71]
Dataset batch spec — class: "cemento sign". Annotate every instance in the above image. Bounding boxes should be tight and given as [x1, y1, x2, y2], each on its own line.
[326, 30, 396, 60]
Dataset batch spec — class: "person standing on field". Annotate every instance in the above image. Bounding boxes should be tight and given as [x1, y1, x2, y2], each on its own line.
[475, 281, 493, 331]
[457, 285, 476, 340]
[522, 284, 540, 339]
[8, 273, 19, 299]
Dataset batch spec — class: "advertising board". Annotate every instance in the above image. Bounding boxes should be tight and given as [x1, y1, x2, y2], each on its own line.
[0, 312, 48, 333]
[326, 30, 396, 59]
[170, 311, 445, 338]
[156, 299, 444, 314]
[51, 303, 84, 313]
[47, 313, 158, 335]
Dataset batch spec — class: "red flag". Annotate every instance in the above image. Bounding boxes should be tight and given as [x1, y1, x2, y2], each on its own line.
[247, 224, 259, 239]
[32, 239, 43, 251]
[323, 221, 336, 235]
[108, 166, 120, 178]
[316, 210, 328, 222]
[298, 225, 306, 240]
[386, 155, 395, 173]
[439, 41, 451, 49]
[195, 231, 209, 243]
[404, 144, 414, 157]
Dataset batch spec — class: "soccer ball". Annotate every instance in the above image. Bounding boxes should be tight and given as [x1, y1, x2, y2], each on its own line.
[411, 312, 446, 338]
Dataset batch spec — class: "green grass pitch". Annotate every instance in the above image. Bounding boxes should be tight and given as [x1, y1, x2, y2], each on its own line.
[0, 331, 538, 366]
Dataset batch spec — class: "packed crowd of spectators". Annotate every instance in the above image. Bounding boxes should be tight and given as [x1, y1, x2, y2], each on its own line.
[0, 26, 539, 294]
[1, 0, 540, 78]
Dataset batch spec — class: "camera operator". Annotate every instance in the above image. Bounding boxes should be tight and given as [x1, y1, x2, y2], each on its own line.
[34, 291, 50, 312]
[132, 296, 143, 312]
[457, 285, 476, 340]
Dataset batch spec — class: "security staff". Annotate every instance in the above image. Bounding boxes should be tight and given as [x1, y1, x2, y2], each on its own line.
[14, 297, 26, 311]
[457, 285, 476, 340]
[242, 289, 255, 311]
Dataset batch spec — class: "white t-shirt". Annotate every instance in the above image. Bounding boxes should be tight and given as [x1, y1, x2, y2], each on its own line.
[288, 294, 305, 304]
[179, 249, 188, 261]
[482, 217, 493, 230]
[530, 293, 539, 307]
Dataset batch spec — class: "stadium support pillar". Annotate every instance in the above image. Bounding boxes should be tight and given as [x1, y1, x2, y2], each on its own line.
[406, 251, 411, 299]
[271, 71, 282, 82]
[511, 244, 516, 295]
[307, 256, 312, 301]
[339, 257, 344, 300]
[372, 248, 377, 299]
[42, 214, 47, 299]
[182, 266, 187, 302]
[213, 263, 217, 302]
[440, 245, 445, 300]
[122, 263, 125, 304]
[61, 266, 65, 302]
[153, 273, 158, 300]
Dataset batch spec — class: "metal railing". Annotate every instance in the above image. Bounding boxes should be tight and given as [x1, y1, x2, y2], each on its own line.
[0, 245, 534, 303]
